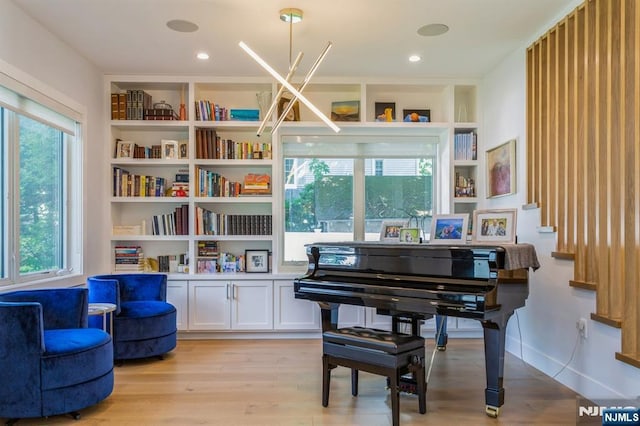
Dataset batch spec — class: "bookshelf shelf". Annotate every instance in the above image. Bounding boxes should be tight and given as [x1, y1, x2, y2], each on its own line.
[106, 76, 481, 281]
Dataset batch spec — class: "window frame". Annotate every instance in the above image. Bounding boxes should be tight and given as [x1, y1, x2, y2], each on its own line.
[0, 68, 83, 287]
[279, 133, 439, 269]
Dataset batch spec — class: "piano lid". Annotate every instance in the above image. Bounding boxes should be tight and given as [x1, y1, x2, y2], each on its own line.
[305, 241, 505, 281]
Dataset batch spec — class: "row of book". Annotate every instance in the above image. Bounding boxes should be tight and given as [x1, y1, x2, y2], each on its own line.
[151, 204, 189, 235]
[195, 207, 272, 236]
[453, 131, 478, 161]
[195, 128, 272, 160]
[197, 240, 218, 257]
[194, 100, 228, 121]
[194, 167, 242, 197]
[114, 245, 144, 272]
[113, 167, 167, 197]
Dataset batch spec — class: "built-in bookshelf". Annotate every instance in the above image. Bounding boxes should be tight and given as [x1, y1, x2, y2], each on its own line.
[451, 86, 479, 221]
[107, 76, 480, 275]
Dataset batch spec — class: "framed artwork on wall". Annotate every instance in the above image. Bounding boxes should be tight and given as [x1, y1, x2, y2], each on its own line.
[486, 139, 516, 198]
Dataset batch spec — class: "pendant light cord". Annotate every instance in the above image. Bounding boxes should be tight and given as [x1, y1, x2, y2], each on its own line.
[288, 12, 293, 71]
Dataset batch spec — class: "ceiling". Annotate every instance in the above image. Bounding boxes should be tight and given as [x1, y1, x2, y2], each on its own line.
[12, 0, 576, 79]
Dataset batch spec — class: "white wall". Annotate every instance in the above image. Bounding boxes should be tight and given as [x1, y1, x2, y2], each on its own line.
[0, 0, 109, 282]
[481, 34, 640, 401]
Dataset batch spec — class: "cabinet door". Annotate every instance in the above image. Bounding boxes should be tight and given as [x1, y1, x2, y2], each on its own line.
[365, 307, 392, 330]
[167, 280, 188, 331]
[188, 281, 231, 330]
[231, 280, 273, 330]
[337, 305, 365, 328]
[273, 280, 320, 330]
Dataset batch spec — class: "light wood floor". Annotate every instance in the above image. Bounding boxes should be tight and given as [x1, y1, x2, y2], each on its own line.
[15, 338, 580, 425]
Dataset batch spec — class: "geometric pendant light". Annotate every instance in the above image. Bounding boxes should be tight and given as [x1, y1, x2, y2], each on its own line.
[239, 7, 340, 135]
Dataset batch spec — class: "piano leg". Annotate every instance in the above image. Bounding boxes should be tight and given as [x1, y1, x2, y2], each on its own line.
[481, 313, 512, 418]
[319, 303, 340, 332]
[435, 315, 448, 350]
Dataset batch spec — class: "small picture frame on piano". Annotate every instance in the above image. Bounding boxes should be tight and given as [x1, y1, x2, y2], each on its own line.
[429, 214, 469, 244]
[379, 220, 408, 242]
[472, 209, 517, 244]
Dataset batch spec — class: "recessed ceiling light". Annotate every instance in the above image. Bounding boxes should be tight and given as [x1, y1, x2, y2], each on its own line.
[409, 55, 421, 63]
[417, 23, 449, 37]
[166, 19, 199, 33]
[196, 52, 209, 60]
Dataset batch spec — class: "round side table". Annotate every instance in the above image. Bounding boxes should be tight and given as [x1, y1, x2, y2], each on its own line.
[88, 303, 117, 334]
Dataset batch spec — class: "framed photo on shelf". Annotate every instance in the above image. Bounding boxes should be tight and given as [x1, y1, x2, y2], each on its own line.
[402, 109, 430, 122]
[115, 140, 134, 159]
[178, 140, 188, 159]
[161, 139, 179, 160]
[486, 139, 516, 198]
[374, 102, 396, 121]
[245, 249, 269, 273]
[472, 209, 517, 244]
[331, 100, 360, 122]
[278, 96, 300, 121]
[429, 214, 469, 245]
[379, 220, 407, 242]
[399, 228, 421, 243]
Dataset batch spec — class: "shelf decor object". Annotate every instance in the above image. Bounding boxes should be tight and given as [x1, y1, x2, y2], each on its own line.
[239, 7, 339, 135]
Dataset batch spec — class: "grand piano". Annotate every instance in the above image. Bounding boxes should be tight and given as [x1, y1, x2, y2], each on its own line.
[294, 241, 539, 417]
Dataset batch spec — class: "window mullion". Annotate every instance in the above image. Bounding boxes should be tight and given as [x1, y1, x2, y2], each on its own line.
[353, 158, 365, 241]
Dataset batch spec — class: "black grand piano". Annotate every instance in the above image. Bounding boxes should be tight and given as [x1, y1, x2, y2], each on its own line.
[294, 241, 538, 417]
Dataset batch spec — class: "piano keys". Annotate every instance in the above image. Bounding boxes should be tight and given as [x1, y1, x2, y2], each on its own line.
[294, 241, 538, 418]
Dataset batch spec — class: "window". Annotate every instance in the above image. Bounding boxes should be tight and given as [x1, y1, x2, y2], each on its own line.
[1, 72, 82, 285]
[282, 135, 436, 263]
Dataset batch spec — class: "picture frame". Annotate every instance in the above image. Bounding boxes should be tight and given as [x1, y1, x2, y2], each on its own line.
[429, 214, 469, 244]
[472, 209, 517, 244]
[161, 139, 179, 160]
[486, 139, 516, 198]
[399, 228, 421, 243]
[178, 140, 188, 159]
[374, 102, 396, 121]
[402, 109, 431, 122]
[115, 140, 135, 159]
[379, 220, 407, 242]
[278, 96, 300, 121]
[331, 100, 360, 122]
[245, 249, 269, 273]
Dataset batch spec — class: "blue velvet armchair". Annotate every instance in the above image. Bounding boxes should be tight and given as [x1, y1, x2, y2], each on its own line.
[0, 288, 114, 423]
[87, 274, 177, 361]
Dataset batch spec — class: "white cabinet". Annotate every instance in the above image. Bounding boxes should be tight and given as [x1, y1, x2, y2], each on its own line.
[188, 280, 230, 330]
[273, 280, 320, 330]
[336, 306, 392, 330]
[187, 279, 273, 331]
[167, 280, 188, 331]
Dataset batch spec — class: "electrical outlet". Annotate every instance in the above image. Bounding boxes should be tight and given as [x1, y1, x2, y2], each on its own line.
[577, 318, 588, 339]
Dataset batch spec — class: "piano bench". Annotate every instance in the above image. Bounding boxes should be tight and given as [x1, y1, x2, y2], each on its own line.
[322, 327, 426, 426]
